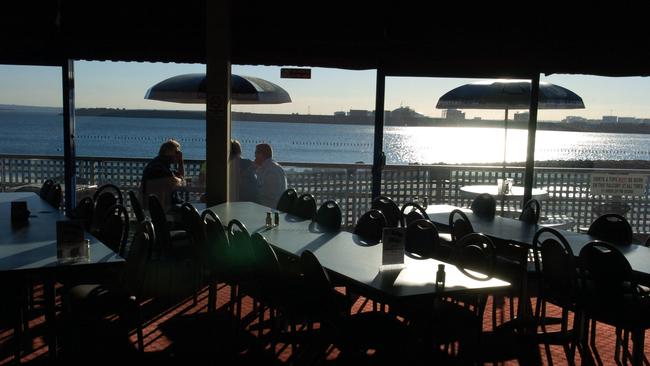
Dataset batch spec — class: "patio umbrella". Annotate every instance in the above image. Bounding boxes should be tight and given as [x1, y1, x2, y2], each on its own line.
[436, 79, 584, 167]
[144, 73, 292, 104]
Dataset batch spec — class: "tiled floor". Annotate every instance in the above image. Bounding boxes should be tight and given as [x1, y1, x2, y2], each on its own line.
[0, 283, 646, 365]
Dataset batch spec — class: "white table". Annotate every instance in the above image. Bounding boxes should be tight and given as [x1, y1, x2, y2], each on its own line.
[460, 185, 548, 200]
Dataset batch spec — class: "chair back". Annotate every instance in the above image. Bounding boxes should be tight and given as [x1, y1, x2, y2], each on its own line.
[128, 190, 146, 222]
[532, 227, 578, 306]
[579, 240, 636, 304]
[300, 250, 333, 298]
[201, 210, 230, 270]
[148, 194, 172, 253]
[371, 196, 402, 227]
[405, 219, 439, 258]
[72, 197, 95, 231]
[449, 209, 474, 243]
[401, 201, 429, 227]
[180, 202, 206, 255]
[250, 233, 281, 278]
[519, 198, 541, 224]
[316, 200, 342, 230]
[92, 191, 118, 232]
[587, 213, 634, 245]
[98, 203, 129, 257]
[452, 232, 497, 280]
[353, 209, 387, 244]
[121, 230, 153, 297]
[290, 193, 317, 220]
[45, 183, 62, 209]
[277, 188, 298, 212]
[40, 179, 55, 199]
[470, 193, 496, 218]
[227, 219, 255, 276]
[93, 183, 124, 204]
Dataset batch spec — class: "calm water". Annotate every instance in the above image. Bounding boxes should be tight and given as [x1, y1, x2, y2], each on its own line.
[2, 110, 650, 164]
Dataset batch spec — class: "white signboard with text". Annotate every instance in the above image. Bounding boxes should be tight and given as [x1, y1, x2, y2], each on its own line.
[591, 173, 647, 196]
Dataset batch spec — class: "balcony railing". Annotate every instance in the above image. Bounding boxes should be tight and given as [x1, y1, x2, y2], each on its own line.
[2, 154, 649, 233]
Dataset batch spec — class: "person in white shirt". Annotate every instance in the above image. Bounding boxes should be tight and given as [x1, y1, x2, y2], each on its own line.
[254, 143, 287, 208]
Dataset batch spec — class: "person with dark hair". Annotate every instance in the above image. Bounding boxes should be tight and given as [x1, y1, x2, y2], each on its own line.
[229, 139, 258, 202]
[140, 139, 185, 210]
[254, 143, 287, 207]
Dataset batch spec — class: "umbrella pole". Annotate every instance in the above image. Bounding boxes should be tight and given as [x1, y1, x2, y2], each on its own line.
[502, 108, 508, 177]
[501, 108, 509, 214]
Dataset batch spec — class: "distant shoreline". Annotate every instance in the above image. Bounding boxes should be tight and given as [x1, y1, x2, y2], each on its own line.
[5, 105, 650, 135]
[71, 108, 650, 135]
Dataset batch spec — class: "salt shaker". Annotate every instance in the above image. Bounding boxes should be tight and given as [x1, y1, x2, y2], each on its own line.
[274, 211, 280, 227]
[436, 264, 446, 288]
[265, 212, 273, 228]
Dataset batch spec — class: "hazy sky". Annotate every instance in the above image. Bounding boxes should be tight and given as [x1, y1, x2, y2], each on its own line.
[1, 61, 650, 121]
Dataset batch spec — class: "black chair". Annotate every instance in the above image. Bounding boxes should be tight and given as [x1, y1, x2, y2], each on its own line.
[67, 230, 152, 354]
[315, 200, 342, 230]
[128, 190, 146, 222]
[519, 198, 541, 224]
[295, 251, 411, 363]
[452, 232, 497, 279]
[405, 219, 440, 259]
[39, 179, 54, 199]
[587, 213, 634, 245]
[148, 194, 189, 258]
[93, 183, 124, 205]
[353, 209, 387, 244]
[226, 219, 256, 320]
[277, 188, 298, 212]
[449, 209, 474, 243]
[179, 202, 206, 302]
[45, 183, 62, 209]
[579, 241, 650, 365]
[201, 210, 230, 312]
[247, 232, 283, 321]
[71, 196, 95, 232]
[92, 191, 118, 234]
[371, 195, 402, 227]
[531, 227, 581, 363]
[290, 193, 317, 220]
[97, 204, 130, 257]
[470, 193, 496, 218]
[179, 202, 206, 250]
[401, 201, 429, 227]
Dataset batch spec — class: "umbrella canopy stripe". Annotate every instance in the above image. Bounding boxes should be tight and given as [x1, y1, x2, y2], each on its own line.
[436, 80, 585, 110]
[144, 73, 292, 105]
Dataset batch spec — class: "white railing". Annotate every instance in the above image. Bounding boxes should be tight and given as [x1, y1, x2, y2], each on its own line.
[2, 154, 649, 233]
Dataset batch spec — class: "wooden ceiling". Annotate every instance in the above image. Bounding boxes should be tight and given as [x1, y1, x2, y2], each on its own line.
[2, 1, 649, 77]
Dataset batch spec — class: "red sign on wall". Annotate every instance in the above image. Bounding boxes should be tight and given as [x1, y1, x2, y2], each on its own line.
[280, 68, 311, 79]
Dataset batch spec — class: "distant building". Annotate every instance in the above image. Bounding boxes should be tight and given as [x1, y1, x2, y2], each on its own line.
[513, 112, 529, 122]
[348, 109, 370, 117]
[442, 109, 465, 120]
[602, 115, 617, 124]
[618, 117, 639, 124]
[563, 116, 587, 123]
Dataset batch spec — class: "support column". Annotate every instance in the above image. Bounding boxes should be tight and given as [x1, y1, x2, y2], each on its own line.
[206, 0, 231, 205]
[523, 74, 540, 205]
[62, 60, 76, 215]
[371, 68, 386, 199]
